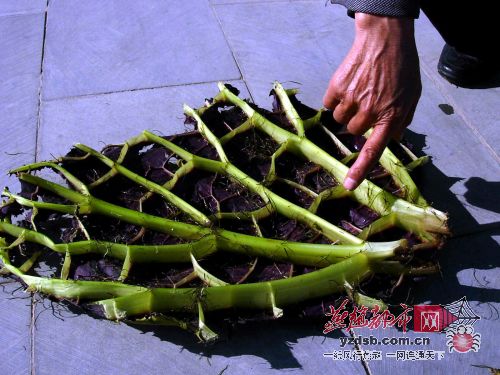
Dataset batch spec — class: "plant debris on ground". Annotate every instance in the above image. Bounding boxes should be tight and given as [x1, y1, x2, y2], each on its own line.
[0, 82, 449, 341]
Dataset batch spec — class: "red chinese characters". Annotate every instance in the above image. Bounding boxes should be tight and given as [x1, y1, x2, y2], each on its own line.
[323, 299, 413, 333]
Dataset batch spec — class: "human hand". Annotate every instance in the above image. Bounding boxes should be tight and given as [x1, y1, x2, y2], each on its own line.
[323, 13, 421, 190]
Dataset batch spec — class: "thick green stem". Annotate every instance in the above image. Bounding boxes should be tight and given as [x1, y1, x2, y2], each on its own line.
[364, 128, 426, 206]
[146, 131, 362, 244]
[0, 248, 146, 299]
[3, 189, 81, 215]
[87, 133, 149, 189]
[74, 143, 211, 226]
[0, 81, 449, 336]
[202, 159, 361, 244]
[0, 220, 402, 268]
[273, 82, 305, 136]
[96, 252, 373, 319]
[1, 242, 378, 320]
[15, 173, 209, 240]
[319, 124, 352, 157]
[264, 141, 288, 185]
[11, 161, 89, 195]
[184, 104, 229, 163]
[217, 83, 448, 238]
[308, 186, 351, 214]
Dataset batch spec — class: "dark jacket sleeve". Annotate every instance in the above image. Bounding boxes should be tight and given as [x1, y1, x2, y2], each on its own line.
[330, 0, 420, 18]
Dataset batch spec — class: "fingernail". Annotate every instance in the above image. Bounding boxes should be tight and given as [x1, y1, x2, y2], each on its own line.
[343, 177, 358, 191]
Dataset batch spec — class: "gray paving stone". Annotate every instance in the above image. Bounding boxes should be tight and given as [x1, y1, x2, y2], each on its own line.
[42, 0, 240, 100]
[1, 2, 497, 375]
[414, 13, 445, 64]
[38, 80, 249, 160]
[293, 1, 355, 69]
[215, 0, 500, 231]
[210, 0, 322, 4]
[351, 233, 500, 374]
[0, 0, 46, 15]
[405, 73, 500, 232]
[0, 278, 32, 375]
[0, 12, 44, 190]
[213, 1, 334, 108]
[0, 11, 45, 375]
[415, 13, 500, 160]
[32, 304, 364, 375]
[210, 0, 280, 4]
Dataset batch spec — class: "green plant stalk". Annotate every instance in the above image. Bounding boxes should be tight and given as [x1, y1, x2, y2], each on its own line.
[364, 128, 427, 206]
[341, 152, 359, 165]
[379, 148, 426, 206]
[195, 159, 355, 241]
[0, 219, 402, 268]
[358, 214, 397, 241]
[3, 190, 81, 215]
[272, 82, 305, 136]
[11, 161, 89, 195]
[391, 199, 448, 235]
[271, 82, 425, 211]
[0, 81, 450, 337]
[215, 229, 401, 264]
[184, 104, 229, 163]
[190, 253, 228, 287]
[0, 247, 146, 299]
[344, 281, 388, 310]
[263, 142, 289, 184]
[302, 109, 324, 131]
[4, 83, 441, 256]
[195, 301, 219, 341]
[139, 160, 196, 207]
[405, 156, 429, 172]
[88, 133, 149, 189]
[1, 239, 379, 320]
[218, 118, 253, 145]
[319, 124, 352, 157]
[209, 203, 274, 221]
[12, 155, 195, 225]
[144, 131, 362, 245]
[216, 82, 449, 238]
[74, 143, 211, 226]
[13, 173, 209, 240]
[308, 186, 351, 214]
[95, 252, 373, 320]
[277, 177, 318, 198]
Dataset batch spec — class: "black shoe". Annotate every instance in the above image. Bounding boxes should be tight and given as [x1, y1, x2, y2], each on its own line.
[437, 44, 497, 87]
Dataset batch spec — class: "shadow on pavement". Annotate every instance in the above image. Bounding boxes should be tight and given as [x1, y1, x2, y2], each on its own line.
[464, 177, 500, 215]
[401, 130, 500, 307]
[116, 129, 499, 368]
[133, 317, 343, 370]
[12, 129, 500, 370]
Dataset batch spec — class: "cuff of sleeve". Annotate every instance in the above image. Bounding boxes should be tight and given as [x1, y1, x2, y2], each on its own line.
[330, 0, 420, 19]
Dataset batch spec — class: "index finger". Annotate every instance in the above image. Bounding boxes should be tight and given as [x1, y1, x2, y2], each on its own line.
[343, 125, 392, 190]
[323, 77, 341, 110]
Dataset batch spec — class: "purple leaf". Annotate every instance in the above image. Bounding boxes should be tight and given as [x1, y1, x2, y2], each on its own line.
[349, 206, 380, 229]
